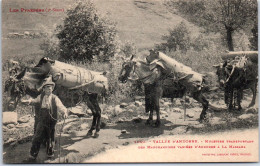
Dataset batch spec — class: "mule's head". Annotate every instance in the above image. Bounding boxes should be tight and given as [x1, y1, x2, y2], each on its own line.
[118, 55, 136, 83]
[5, 77, 26, 111]
[4, 67, 43, 111]
[213, 61, 233, 88]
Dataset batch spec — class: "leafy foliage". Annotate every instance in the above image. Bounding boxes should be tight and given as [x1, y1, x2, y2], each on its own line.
[168, 0, 257, 51]
[56, 1, 118, 61]
[155, 22, 191, 52]
[155, 22, 221, 52]
[249, 22, 258, 50]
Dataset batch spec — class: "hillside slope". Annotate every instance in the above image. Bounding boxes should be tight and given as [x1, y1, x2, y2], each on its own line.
[2, 0, 200, 62]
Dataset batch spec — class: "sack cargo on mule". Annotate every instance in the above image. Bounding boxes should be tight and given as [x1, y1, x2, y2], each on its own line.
[149, 52, 204, 91]
[221, 51, 258, 64]
[49, 61, 108, 94]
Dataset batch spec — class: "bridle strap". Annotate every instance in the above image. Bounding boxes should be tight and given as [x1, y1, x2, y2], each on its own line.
[129, 62, 153, 82]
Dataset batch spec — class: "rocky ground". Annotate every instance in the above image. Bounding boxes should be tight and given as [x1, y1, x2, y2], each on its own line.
[2, 89, 258, 163]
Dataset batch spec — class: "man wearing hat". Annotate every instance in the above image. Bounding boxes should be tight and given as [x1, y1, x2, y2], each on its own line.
[21, 79, 68, 161]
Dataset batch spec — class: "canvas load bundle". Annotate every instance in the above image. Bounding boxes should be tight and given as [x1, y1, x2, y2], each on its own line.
[222, 53, 258, 81]
[49, 61, 108, 94]
[149, 52, 204, 91]
[221, 51, 258, 64]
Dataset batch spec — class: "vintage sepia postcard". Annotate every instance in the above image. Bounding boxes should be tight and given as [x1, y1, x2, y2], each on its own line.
[2, 0, 258, 164]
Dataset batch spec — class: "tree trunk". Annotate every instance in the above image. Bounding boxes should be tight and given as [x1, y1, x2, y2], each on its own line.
[226, 26, 234, 51]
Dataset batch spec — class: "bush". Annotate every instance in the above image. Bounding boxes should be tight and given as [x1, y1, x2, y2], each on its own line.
[156, 22, 222, 53]
[156, 21, 191, 52]
[56, 1, 118, 62]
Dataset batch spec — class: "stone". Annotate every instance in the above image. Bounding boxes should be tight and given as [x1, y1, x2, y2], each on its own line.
[192, 123, 204, 129]
[3, 112, 17, 125]
[128, 109, 134, 113]
[230, 118, 238, 123]
[127, 103, 136, 110]
[116, 118, 125, 123]
[102, 114, 109, 119]
[136, 106, 145, 112]
[100, 122, 106, 128]
[174, 100, 182, 106]
[135, 101, 142, 107]
[122, 142, 129, 146]
[68, 115, 78, 119]
[171, 126, 187, 134]
[80, 123, 89, 130]
[114, 105, 123, 115]
[86, 109, 92, 115]
[245, 107, 258, 114]
[172, 108, 182, 113]
[63, 124, 73, 133]
[186, 112, 194, 118]
[132, 117, 142, 123]
[18, 115, 31, 123]
[16, 123, 30, 128]
[6, 138, 15, 144]
[101, 115, 109, 121]
[3, 126, 8, 132]
[238, 114, 254, 120]
[163, 101, 172, 107]
[210, 117, 225, 125]
[69, 106, 85, 117]
[7, 124, 15, 129]
[135, 96, 144, 100]
[161, 110, 167, 115]
[121, 129, 127, 133]
[120, 103, 128, 108]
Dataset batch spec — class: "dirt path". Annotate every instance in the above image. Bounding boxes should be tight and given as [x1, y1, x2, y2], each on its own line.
[85, 128, 259, 163]
[3, 114, 195, 163]
[3, 91, 258, 163]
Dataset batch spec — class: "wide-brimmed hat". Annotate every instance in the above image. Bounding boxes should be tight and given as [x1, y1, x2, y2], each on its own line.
[41, 80, 55, 91]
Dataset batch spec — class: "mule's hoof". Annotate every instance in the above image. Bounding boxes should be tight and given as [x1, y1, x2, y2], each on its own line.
[145, 120, 152, 125]
[93, 132, 99, 138]
[199, 117, 208, 123]
[199, 117, 205, 123]
[153, 121, 161, 127]
[86, 131, 93, 137]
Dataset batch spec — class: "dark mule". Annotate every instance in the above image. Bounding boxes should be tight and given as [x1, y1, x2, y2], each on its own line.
[5, 58, 106, 138]
[118, 55, 209, 126]
[214, 58, 258, 110]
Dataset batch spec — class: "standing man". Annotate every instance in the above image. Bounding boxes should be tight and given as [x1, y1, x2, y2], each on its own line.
[21, 79, 68, 161]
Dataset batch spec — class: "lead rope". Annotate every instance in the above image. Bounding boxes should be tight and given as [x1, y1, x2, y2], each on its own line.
[58, 118, 66, 163]
[47, 98, 66, 163]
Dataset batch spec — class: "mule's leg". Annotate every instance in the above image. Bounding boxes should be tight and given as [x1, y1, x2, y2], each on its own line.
[88, 93, 101, 138]
[248, 83, 257, 107]
[192, 91, 209, 122]
[85, 94, 97, 136]
[144, 85, 153, 125]
[237, 89, 243, 111]
[146, 106, 154, 125]
[154, 84, 162, 127]
[227, 88, 234, 110]
[224, 88, 229, 105]
[154, 95, 161, 127]
[144, 85, 152, 113]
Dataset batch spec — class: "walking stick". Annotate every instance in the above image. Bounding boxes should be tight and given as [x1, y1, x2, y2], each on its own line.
[184, 94, 186, 121]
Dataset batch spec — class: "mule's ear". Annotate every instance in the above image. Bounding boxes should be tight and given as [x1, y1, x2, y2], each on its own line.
[130, 54, 134, 60]
[223, 60, 228, 67]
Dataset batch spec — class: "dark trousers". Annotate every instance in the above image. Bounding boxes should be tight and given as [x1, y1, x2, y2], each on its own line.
[30, 108, 56, 158]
